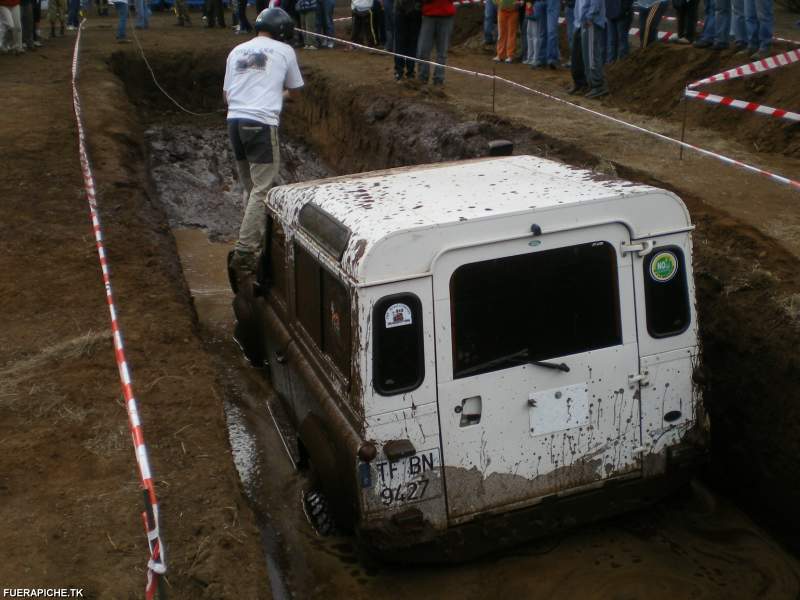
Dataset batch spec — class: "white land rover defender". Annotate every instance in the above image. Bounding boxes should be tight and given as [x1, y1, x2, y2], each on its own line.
[230, 154, 708, 560]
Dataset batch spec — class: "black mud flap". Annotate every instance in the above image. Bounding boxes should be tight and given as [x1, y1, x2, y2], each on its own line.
[232, 291, 265, 368]
[227, 249, 239, 295]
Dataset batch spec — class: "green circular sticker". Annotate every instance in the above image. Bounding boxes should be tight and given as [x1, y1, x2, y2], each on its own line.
[650, 251, 679, 283]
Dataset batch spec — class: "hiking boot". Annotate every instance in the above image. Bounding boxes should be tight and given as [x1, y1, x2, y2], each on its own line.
[567, 83, 588, 95]
[585, 86, 609, 98]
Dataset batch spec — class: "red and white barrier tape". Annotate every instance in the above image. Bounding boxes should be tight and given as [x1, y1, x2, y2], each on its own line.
[685, 48, 799, 122]
[298, 27, 800, 190]
[687, 48, 800, 88]
[71, 21, 167, 599]
[685, 89, 799, 122]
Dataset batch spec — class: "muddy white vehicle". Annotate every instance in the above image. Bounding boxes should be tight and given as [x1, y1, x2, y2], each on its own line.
[231, 154, 709, 560]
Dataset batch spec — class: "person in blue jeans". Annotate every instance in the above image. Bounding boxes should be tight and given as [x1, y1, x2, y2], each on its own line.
[542, 0, 559, 67]
[134, 0, 149, 28]
[713, 0, 746, 49]
[66, 0, 79, 27]
[316, 0, 335, 46]
[483, 0, 496, 45]
[112, 0, 129, 40]
[693, 0, 716, 46]
[564, 0, 574, 65]
[571, 0, 606, 97]
[742, 0, 772, 58]
[605, 0, 631, 61]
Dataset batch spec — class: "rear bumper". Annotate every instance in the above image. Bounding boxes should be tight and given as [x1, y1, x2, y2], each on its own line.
[358, 444, 707, 563]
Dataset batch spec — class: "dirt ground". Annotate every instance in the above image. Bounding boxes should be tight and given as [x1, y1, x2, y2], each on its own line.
[1, 3, 800, 599]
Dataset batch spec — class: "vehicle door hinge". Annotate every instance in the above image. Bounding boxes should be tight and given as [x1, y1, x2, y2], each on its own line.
[628, 371, 649, 388]
[621, 240, 654, 257]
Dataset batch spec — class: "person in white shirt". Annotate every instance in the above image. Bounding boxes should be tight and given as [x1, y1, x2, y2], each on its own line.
[223, 7, 304, 283]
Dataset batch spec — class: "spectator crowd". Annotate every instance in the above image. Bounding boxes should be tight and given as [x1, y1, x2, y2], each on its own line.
[0, 0, 782, 95]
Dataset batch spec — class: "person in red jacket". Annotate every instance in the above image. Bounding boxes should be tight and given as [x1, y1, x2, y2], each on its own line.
[415, 0, 455, 84]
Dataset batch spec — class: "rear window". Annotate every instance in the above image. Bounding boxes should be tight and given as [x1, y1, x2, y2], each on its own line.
[450, 242, 622, 379]
[373, 294, 424, 395]
[643, 247, 691, 338]
[294, 243, 352, 376]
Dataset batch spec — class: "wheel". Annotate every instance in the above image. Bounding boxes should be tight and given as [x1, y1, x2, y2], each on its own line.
[302, 489, 337, 536]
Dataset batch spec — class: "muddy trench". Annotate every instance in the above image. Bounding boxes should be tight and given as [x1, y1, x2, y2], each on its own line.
[109, 48, 800, 595]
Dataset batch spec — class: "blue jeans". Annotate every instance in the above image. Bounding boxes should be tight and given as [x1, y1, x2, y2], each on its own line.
[581, 22, 605, 89]
[698, 0, 715, 41]
[606, 14, 630, 61]
[383, 0, 395, 49]
[565, 4, 574, 51]
[316, 0, 334, 37]
[715, 0, 745, 46]
[483, 0, 497, 44]
[417, 15, 453, 83]
[67, 0, 79, 25]
[135, 0, 148, 27]
[113, 0, 127, 38]
[533, 1, 547, 64]
[744, 0, 772, 50]
[544, 0, 559, 63]
[520, 13, 527, 60]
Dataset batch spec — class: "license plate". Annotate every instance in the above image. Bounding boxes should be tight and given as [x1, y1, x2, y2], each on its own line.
[373, 448, 441, 508]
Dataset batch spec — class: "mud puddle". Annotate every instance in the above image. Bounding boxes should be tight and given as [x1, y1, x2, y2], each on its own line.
[155, 125, 800, 599]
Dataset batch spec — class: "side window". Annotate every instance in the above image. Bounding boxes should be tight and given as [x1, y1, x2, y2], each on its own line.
[321, 268, 351, 375]
[294, 243, 352, 376]
[643, 246, 691, 338]
[267, 217, 287, 300]
[373, 294, 424, 395]
[294, 244, 322, 346]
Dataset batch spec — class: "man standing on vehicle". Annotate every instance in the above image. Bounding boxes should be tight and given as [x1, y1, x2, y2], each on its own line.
[224, 7, 304, 289]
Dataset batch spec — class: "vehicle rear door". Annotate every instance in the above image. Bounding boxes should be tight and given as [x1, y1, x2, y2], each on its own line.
[433, 223, 643, 522]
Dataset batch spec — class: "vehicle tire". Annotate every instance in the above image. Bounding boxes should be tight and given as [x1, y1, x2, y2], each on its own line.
[303, 489, 337, 536]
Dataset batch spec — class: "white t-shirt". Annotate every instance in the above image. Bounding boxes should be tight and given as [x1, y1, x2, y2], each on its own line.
[223, 36, 304, 127]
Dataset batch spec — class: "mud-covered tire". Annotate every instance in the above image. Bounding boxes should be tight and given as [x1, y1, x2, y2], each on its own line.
[303, 490, 336, 536]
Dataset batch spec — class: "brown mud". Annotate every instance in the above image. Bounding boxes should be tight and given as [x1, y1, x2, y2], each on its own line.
[2, 6, 800, 598]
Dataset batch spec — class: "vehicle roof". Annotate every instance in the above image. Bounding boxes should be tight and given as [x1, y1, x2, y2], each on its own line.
[268, 155, 692, 284]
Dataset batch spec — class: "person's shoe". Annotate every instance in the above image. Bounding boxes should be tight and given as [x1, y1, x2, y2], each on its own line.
[567, 83, 587, 95]
[504, 57, 513, 63]
[548, 61, 558, 69]
[307, 44, 318, 50]
[66, 24, 76, 31]
[711, 42, 729, 50]
[750, 49, 769, 60]
[60, 23, 65, 35]
[675, 36, 691, 45]
[736, 45, 756, 55]
[693, 38, 712, 48]
[433, 79, 444, 86]
[493, 55, 502, 62]
[562, 61, 571, 68]
[733, 41, 747, 51]
[585, 86, 609, 98]
[394, 72, 402, 82]
[50, 24, 56, 38]
[117, 37, 132, 43]
[33, 39, 42, 47]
